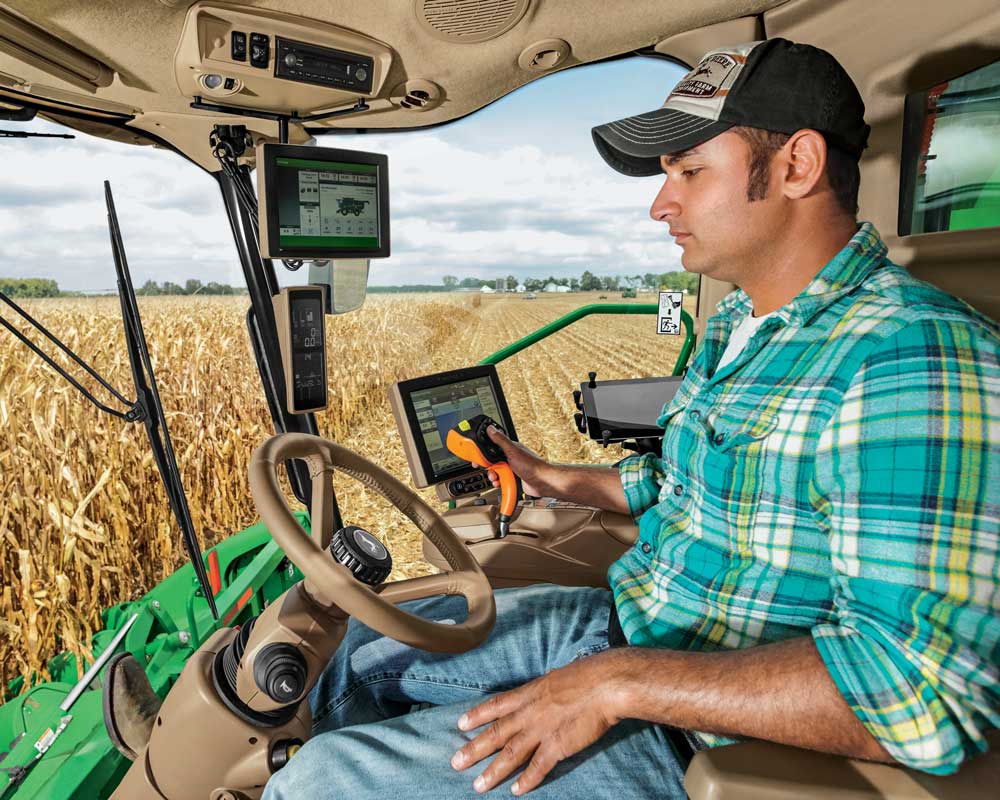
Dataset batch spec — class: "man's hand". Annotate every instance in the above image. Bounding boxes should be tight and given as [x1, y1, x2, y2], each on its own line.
[450, 650, 627, 795]
[484, 426, 551, 498]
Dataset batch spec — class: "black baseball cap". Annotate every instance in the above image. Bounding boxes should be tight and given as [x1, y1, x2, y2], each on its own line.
[592, 38, 870, 176]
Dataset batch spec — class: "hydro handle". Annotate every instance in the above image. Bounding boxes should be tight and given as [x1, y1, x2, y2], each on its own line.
[445, 414, 518, 537]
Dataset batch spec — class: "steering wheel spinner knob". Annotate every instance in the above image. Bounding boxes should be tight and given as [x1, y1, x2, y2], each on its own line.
[330, 525, 393, 585]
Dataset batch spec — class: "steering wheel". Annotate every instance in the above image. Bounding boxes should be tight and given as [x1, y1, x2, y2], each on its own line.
[249, 433, 496, 653]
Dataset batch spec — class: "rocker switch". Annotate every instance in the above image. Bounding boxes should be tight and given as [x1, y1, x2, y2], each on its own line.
[249, 33, 270, 69]
[231, 31, 247, 62]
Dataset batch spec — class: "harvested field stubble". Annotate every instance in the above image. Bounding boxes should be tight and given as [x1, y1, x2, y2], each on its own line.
[0, 292, 688, 692]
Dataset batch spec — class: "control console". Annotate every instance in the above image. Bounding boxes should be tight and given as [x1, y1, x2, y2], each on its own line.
[388, 365, 517, 502]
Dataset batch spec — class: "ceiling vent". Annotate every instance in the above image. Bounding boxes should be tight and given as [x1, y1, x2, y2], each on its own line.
[416, 0, 530, 44]
[389, 79, 444, 111]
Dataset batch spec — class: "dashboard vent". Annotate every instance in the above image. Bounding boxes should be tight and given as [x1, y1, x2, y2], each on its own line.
[416, 0, 530, 44]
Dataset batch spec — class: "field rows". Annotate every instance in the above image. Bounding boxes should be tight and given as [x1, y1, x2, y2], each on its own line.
[0, 293, 688, 689]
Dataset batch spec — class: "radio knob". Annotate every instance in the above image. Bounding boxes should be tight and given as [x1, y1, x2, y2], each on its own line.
[355, 67, 367, 82]
[285, 53, 297, 68]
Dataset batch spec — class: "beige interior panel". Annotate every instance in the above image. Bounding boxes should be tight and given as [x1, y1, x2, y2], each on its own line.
[423, 500, 636, 589]
[685, 735, 1000, 800]
[0, 0, 786, 167]
[654, 15, 764, 68]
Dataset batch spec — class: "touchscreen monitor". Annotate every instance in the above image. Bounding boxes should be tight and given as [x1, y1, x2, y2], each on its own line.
[257, 143, 390, 260]
[389, 365, 517, 488]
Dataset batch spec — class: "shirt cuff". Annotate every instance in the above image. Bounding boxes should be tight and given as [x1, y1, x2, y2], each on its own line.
[617, 453, 665, 523]
[811, 624, 976, 774]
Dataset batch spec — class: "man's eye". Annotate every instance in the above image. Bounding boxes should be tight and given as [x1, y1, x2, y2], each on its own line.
[682, 168, 701, 178]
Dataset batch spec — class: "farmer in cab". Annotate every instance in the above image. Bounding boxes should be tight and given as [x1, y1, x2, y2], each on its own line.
[265, 38, 1000, 799]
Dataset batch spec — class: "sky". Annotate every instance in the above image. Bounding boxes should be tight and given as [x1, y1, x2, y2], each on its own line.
[0, 56, 687, 291]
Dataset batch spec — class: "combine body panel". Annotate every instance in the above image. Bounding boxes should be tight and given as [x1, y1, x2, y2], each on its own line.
[0, 516, 307, 800]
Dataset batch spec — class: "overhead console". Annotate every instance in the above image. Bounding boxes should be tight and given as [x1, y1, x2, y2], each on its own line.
[174, 2, 393, 114]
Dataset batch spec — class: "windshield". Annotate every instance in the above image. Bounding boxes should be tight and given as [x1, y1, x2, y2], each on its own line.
[0, 55, 691, 691]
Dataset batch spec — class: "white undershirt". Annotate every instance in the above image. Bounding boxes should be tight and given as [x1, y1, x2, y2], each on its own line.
[717, 310, 775, 371]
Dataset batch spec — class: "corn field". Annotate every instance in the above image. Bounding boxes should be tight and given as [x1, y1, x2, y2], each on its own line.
[0, 292, 688, 693]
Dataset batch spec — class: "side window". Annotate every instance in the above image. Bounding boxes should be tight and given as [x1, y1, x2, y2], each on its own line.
[900, 58, 1000, 235]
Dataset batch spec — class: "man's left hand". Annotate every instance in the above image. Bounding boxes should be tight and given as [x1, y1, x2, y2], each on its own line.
[450, 649, 629, 795]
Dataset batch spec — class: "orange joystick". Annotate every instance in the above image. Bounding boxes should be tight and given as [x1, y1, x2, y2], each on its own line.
[445, 414, 519, 537]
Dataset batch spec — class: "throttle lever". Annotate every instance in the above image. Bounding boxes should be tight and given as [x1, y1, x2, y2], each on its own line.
[445, 414, 520, 537]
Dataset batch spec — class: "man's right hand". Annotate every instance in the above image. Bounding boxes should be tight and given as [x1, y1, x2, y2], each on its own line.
[484, 426, 551, 498]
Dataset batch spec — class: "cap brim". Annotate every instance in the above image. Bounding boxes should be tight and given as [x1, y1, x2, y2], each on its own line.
[592, 108, 733, 177]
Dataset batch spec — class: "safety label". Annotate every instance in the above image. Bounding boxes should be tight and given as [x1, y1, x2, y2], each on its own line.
[657, 291, 684, 335]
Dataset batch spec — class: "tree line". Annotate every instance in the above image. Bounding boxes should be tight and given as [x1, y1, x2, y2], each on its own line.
[441, 270, 699, 293]
[135, 279, 245, 296]
[0, 278, 62, 298]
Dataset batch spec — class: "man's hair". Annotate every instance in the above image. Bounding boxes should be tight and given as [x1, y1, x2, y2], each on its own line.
[730, 126, 860, 216]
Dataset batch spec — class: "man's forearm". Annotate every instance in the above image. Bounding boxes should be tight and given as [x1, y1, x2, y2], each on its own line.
[541, 463, 630, 515]
[608, 635, 893, 763]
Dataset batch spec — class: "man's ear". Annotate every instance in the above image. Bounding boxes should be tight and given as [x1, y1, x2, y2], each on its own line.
[778, 129, 827, 200]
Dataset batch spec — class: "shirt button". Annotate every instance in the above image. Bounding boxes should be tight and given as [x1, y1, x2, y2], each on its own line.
[689, 410, 700, 419]
[673, 484, 684, 496]
[713, 433, 725, 445]
[641, 542, 652, 554]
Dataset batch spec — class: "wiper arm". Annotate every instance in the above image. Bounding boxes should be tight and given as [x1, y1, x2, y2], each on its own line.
[0, 129, 74, 139]
[104, 180, 219, 621]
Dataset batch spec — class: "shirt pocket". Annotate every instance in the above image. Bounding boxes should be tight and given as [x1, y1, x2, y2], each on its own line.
[698, 410, 778, 546]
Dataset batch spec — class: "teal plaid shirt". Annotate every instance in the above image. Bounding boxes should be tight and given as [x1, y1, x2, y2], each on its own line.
[609, 223, 1000, 774]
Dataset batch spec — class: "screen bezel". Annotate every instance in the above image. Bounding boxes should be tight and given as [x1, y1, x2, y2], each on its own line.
[258, 143, 390, 260]
[395, 365, 518, 486]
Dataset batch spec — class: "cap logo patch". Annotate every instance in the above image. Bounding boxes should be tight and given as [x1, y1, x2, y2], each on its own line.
[672, 53, 739, 99]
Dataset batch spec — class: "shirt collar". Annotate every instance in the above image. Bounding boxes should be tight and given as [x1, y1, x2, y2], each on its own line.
[715, 222, 888, 327]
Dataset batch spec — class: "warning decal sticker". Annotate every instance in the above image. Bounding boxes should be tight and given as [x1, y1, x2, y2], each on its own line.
[657, 291, 684, 335]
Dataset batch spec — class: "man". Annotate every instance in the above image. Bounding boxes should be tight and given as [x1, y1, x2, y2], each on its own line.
[265, 38, 999, 799]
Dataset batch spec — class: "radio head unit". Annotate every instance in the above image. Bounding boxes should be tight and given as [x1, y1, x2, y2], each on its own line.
[388, 365, 517, 498]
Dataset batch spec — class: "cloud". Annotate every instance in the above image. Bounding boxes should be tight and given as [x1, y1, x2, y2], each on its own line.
[1, 88, 685, 291]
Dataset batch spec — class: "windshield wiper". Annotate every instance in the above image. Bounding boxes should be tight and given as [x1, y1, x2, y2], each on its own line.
[104, 181, 219, 620]
[0, 129, 74, 139]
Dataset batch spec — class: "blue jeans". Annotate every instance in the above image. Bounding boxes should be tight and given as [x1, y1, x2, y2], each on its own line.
[262, 583, 690, 799]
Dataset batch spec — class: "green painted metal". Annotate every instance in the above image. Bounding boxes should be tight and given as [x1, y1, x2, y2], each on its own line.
[478, 302, 696, 376]
[0, 514, 308, 800]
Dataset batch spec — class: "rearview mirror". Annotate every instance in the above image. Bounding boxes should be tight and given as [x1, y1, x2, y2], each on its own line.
[308, 259, 369, 315]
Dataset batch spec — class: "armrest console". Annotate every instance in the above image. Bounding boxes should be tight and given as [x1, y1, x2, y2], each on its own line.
[685, 737, 1000, 800]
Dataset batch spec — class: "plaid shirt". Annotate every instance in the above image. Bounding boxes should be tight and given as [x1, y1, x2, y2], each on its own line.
[609, 223, 1000, 774]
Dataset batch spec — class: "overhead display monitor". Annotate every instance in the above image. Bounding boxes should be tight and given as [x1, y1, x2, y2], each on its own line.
[388, 365, 518, 489]
[257, 143, 390, 260]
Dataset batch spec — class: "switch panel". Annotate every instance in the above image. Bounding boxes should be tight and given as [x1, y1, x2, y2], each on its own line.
[249, 32, 270, 68]
[231, 31, 246, 61]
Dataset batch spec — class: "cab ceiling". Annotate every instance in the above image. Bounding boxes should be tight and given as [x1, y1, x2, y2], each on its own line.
[0, 0, 786, 169]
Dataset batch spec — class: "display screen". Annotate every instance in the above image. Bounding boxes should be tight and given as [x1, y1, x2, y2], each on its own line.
[900, 58, 1000, 235]
[275, 157, 379, 251]
[289, 292, 326, 410]
[410, 376, 502, 475]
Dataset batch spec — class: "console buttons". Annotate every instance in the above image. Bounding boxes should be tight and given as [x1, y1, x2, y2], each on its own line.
[231, 31, 247, 61]
[250, 33, 270, 68]
[223, 77, 235, 90]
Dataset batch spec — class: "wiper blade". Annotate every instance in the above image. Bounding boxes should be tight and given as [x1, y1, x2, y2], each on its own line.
[0, 129, 74, 138]
[104, 180, 219, 621]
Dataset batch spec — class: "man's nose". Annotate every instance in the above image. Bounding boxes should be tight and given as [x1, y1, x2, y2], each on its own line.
[649, 176, 680, 222]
